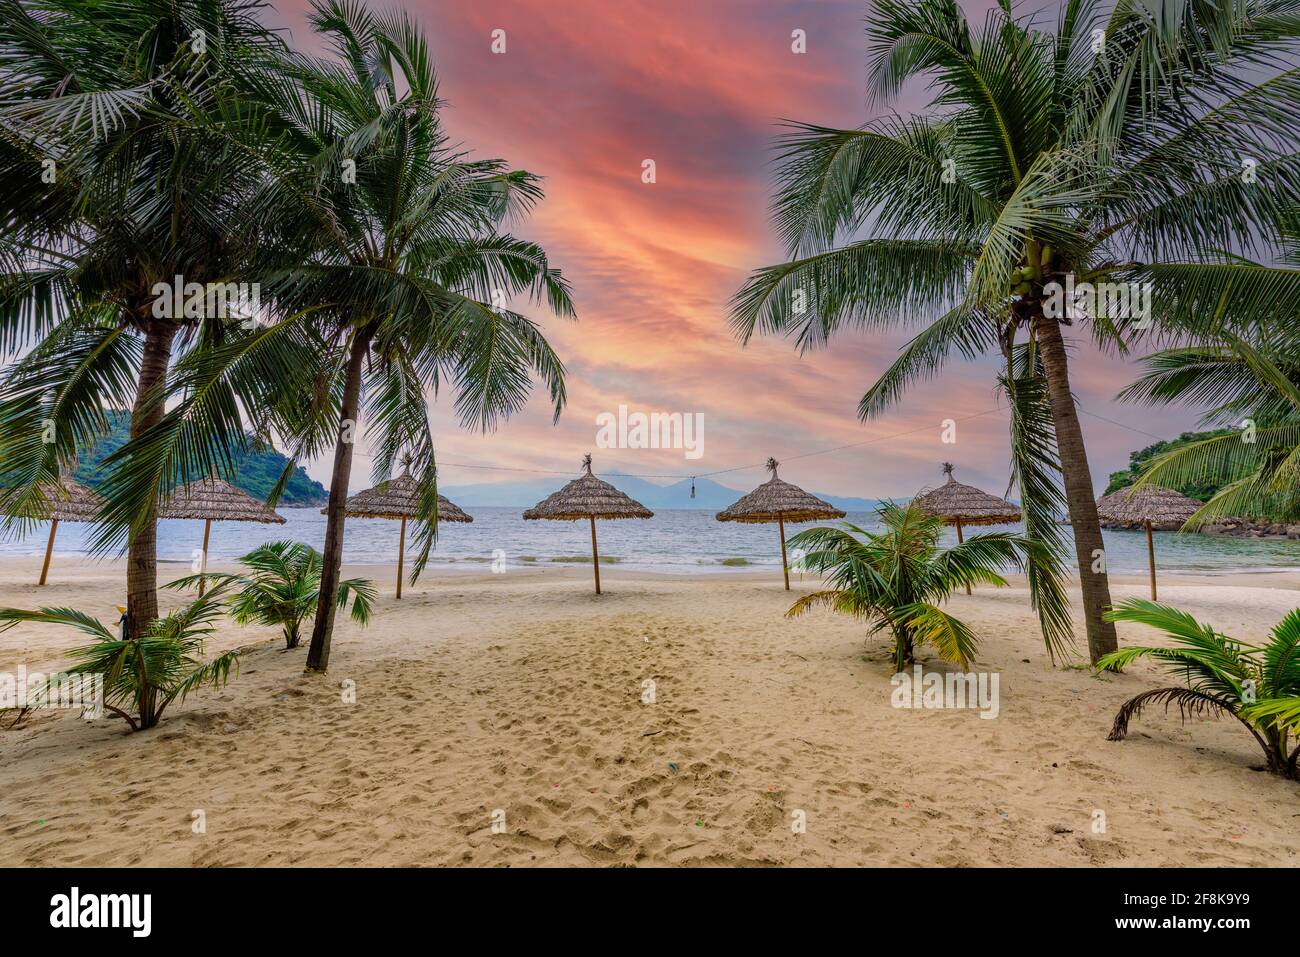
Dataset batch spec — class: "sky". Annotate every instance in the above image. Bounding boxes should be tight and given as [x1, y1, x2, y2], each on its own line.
[267, 0, 1202, 499]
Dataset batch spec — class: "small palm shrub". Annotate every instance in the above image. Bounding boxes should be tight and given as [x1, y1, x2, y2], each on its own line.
[1099, 599, 1300, 778]
[0, 584, 241, 731]
[786, 501, 1059, 671]
[169, 541, 375, 650]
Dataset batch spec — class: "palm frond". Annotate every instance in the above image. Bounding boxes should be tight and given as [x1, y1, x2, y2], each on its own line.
[1239, 696, 1300, 733]
[1101, 597, 1254, 697]
[1106, 686, 1240, 741]
[1002, 355, 1075, 660]
[898, 601, 981, 669]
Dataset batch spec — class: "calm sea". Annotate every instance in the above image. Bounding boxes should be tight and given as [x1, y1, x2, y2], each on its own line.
[2, 507, 1299, 577]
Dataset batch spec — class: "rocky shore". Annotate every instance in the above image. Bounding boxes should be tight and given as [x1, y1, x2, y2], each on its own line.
[1094, 517, 1300, 539]
[1198, 520, 1300, 540]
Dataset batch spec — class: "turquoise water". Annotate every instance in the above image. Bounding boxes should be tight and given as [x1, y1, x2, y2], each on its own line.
[2, 507, 1298, 577]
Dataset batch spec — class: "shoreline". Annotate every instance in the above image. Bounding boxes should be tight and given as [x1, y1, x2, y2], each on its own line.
[4, 553, 1299, 584]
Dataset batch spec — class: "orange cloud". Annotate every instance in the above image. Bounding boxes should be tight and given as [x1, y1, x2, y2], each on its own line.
[266, 0, 1201, 498]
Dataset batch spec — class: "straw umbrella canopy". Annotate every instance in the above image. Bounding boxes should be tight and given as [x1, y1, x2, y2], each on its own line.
[715, 458, 845, 590]
[914, 463, 1022, 594]
[160, 477, 286, 596]
[1096, 485, 1200, 600]
[328, 468, 473, 599]
[523, 454, 653, 594]
[915, 462, 1023, 528]
[0, 475, 103, 585]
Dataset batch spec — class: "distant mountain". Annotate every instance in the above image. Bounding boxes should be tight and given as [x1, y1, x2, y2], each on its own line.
[439, 473, 878, 511]
[76, 412, 329, 507]
[806, 491, 881, 513]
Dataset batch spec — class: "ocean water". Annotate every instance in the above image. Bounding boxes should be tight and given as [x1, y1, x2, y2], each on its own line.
[2, 507, 1298, 577]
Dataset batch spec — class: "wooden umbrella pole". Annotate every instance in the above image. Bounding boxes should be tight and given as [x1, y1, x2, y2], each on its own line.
[198, 518, 212, 597]
[590, 515, 601, 594]
[396, 516, 407, 600]
[1146, 519, 1157, 601]
[778, 514, 790, 590]
[956, 520, 970, 595]
[38, 518, 59, 586]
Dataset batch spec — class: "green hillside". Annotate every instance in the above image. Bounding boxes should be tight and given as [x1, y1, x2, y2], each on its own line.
[75, 412, 328, 507]
[1104, 429, 1243, 502]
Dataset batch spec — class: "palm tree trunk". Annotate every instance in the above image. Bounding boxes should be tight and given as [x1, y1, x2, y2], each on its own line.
[305, 332, 370, 672]
[1031, 315, 1118, 663]
[893, 625, 913, 673]
[126, 321, 177, 640]
[1264, 727, 1286, 775]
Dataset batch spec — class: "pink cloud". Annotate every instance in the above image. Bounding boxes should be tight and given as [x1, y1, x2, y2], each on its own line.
[267, 0, 1202, 498]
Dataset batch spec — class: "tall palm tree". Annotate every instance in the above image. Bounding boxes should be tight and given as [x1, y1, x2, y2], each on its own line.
[0, 0, 308, 638]
[0, 0, 572, 674]
[235, 1, 575, 671]
[730, 0, 1300, 663]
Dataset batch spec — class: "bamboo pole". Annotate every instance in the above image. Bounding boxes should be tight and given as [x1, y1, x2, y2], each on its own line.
[956, 520, 970, 595]
[396, 516, 407, 599]
[778, 514, 790, 590]
[198, 518, 212, 597]
[38, 519, 59, 586]
[590, 515, 601, 594]
[1146, 520, 1157, 601]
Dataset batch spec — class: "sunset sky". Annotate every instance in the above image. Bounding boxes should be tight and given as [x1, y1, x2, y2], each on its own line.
[269, 0, 1202, 499]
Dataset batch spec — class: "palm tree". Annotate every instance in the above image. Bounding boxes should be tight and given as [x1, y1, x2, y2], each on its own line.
[232, 1, 575, 672]
[1100, 598, 1300, 778]
[0, 0, 572, 677]
[0, 0, 310, 639]
[786, 500, 1060, 671]
[730, 0, 1300, 663]
[167, 540, 375, 649]
[1119, 217, 1300, 524]
[0, 582, 241, 731]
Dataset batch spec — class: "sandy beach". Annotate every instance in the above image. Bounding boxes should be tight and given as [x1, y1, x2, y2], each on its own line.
[0, 555, 1296, 867]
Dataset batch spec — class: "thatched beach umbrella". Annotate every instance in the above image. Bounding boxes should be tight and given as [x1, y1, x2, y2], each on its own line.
[160, 477, 286, 596]
[914, 463, 1022, 594]
[716, 458, 845, 590]
[328, 468, 473, 598]
[523, 454, 652, 594]
[1, 474, 103, 585]
[1096, 485, 1200, 600]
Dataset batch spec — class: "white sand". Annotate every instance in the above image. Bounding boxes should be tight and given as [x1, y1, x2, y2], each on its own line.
[1, 555, 1298, 866]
